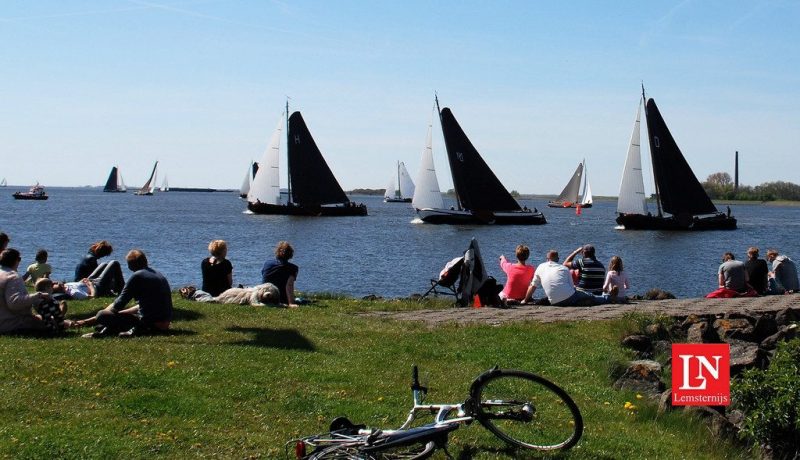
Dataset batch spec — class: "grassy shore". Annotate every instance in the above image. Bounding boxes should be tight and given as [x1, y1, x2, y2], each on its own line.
[0, 295, 748, 459]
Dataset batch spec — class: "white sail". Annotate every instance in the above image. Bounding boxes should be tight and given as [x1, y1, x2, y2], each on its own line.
[150, 166, 158, 194]
[384, 168, 397, 200]
[118, 171, 127, 191]
[0, 178, 6, 187]
[412, 117, 444, 210]
[240, 163, 252, 197]
[580, 160, 593, 205]
[397, 161, 415, 199]
[160, 176, 169, 192]
[617, 100, 648, 214]
[248, 114, 283, 205]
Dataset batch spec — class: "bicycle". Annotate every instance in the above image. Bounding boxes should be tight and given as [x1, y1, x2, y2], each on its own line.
[287, 365, 583, 459]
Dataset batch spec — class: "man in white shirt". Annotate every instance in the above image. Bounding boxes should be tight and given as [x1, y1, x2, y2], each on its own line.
[523, 250, 614, 306]
[52, 279, 96, 300]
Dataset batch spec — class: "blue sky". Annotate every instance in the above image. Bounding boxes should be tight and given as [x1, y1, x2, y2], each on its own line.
[2, 0, 798, 196]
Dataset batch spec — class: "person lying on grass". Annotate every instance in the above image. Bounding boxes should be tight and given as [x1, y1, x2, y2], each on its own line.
[72, 249, 172, 338]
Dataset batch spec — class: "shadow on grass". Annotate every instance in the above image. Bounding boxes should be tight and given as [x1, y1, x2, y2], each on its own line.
[172, 307, 204, 322]
[455, 445, 581, 459]
[225, 326, 316, 351]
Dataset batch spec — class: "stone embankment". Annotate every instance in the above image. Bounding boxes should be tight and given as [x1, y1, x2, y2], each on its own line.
[366, 295, 800, 327]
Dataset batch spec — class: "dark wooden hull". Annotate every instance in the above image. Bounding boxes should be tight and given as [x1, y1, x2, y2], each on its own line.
[417, 208, 546, 225]
[248, 201, 367, 216]
[616, 213, 737, 231]
[13, 193, 48, 200]
[103, 189, 126, 193]
[384, 198, 412, 203]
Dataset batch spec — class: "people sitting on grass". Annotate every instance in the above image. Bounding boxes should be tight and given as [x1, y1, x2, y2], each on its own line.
[706, 252, 757, 298]
[33, 278, 71, 332]
[564, 244, 606, 295]
[23, 249, 52, 285]
[498, 245, 535, 304]
[523, 250, 616, 306]
[179, 283, 282, 306]
[74, 240, 114, 281]
[0, 248, 52, 334]
[73, 249, 172, 338]
[53, 261, 125, 299]
[201, 239, 233, 297]
[744, 247, 769, 295]
[261, 241, 299, 308]
[766, 249, 799, 294]
[603, 256, 630, 302]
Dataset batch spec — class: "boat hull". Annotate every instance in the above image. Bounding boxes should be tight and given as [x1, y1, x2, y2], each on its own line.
[248, 201, 367, 216]
[547, 201, 592, 209]
[384, 198, 412, 203]
[103, 190, 126, 193]
[416, 208, 546, 225]
[12, 193, 48, 200]
[616, 213, 737, 231]
[134, 192, 153, 196]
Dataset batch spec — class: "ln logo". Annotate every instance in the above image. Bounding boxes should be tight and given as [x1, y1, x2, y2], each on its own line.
[671, 344, 730, 406]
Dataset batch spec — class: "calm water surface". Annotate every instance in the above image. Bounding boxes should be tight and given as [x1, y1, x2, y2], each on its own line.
[2, 187, 799, 299]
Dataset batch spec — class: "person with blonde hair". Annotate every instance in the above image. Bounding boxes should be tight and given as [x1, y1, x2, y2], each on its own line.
[498, 244, 535, 303]
[0, 248, 51, 333]
[74, 240, 114, 281]
[603, 256, 630, 300]
[766, 249, 799, 294]
[261, 241, 299, 307]
[201, 239, 233, 297]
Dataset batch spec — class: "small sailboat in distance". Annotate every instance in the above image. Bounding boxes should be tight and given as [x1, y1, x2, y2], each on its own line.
[135, 161, 158, 196]
[616, 87, 736, 230]
[160, 175, 169, 192]
[0, 178, 7, 187]
[103, 166, 127, 193]
[548, 160, 593, 209]
[384, 161, 415, 202]
[414, 97, 546, 225]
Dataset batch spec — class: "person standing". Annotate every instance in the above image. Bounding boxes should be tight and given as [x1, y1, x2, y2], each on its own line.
[261, 241, 299, 307]
[498, 245, 535, 304]
[564, 244, 606, 294]
[201, 240, 233, 297]
[0, 248, 50, 334]
[745, 247, 769, 295]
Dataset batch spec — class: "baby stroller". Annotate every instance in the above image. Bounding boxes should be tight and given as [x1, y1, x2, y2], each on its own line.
[420, 238, 501, 307]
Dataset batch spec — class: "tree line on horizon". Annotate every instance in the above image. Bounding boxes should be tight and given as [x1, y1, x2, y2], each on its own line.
[703, 172, 800, 201]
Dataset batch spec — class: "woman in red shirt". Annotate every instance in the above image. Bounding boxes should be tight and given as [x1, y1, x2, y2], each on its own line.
[498, 245, 535, 304]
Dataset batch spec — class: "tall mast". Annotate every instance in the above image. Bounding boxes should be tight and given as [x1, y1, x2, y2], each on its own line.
[285, 98, 292, 204]
[435, 93, 462, 210]
[396, 161, 402, 198]
[642, 83, 663, 216]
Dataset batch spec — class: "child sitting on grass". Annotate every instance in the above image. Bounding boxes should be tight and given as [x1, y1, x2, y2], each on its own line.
[33, 278, 71, 332]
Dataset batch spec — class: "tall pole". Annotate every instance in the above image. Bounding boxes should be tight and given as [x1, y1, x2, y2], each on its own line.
[286, 99, 292, 204]
[734, 151, 739, 193]
[642, 83, 663, 216]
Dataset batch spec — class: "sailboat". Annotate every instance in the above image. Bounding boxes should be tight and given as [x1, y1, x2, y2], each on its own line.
[411, 112, 444, 212]
[0, 178, 6, 187]
[103, 166, 127, 193]
[247, 105, 367, 216]
[547, 160, 592, 208]
[135, 161, 158, 196]
[160, 175, 169, 192]
[239, 161, 259, 198]
[616, 89, 736, 230]
[413, 98, 546, 225]
[384, 161, 415, 202]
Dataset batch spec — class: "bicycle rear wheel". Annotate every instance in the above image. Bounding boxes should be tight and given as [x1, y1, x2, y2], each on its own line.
[470, 369, 583, 451]
[309, 441, 435, 460]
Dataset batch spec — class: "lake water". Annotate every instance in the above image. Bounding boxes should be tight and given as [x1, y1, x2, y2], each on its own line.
[2, 187, 799, 299]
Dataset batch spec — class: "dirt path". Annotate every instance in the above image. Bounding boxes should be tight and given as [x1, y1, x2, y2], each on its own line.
[364, 295, 800, 327]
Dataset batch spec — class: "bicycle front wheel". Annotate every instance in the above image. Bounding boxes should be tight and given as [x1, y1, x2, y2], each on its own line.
[470, 369, 583, 451]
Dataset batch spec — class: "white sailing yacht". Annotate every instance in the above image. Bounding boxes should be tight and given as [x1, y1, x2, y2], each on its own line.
[384, 161, 415, 202]
[411, 111, 445, 212]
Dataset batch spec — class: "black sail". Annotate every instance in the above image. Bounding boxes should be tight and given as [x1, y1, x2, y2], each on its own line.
[439, 108, 521, 212]
[287, 111, 349, 206]
[103, 167, 118, 192]
[645, 98, 717, 216]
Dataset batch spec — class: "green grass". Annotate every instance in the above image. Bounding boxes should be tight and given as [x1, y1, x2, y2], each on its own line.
[0, 296, 748, 459]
